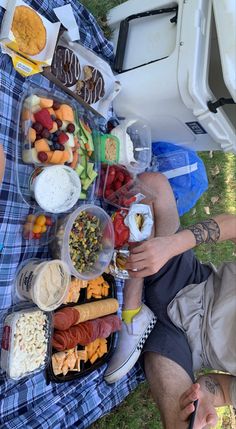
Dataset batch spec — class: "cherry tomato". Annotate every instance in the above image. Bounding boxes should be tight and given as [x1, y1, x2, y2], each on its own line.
[34, 233, 41, 239]
[33, 224, 42, 234]
[41, 225, 47, 233]
[45, 216, 53, 226]
[35, 215, 46, 226]
[27, 214, 36, 223]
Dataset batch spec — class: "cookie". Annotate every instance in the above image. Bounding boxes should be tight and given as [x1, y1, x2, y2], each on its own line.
[12, 6, 46, 56]
[51, 46, 81, 87]
[76, 65, 105, 104]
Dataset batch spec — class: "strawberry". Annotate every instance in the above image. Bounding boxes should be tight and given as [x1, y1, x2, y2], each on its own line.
[58, 132, 69, 145]
[34, 109, 53, 130]
[114, 180, 123, 190]
[117, 172, 125, 183]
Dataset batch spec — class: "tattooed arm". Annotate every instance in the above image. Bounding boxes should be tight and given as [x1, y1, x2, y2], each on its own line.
[127, 214, 236, 277]
[179, 374, 235, 428]
[168, 214, 236, 257]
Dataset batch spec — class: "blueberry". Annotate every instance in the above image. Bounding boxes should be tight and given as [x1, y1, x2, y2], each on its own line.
[51, 114, 56, 121]
[55, 130, 61, 137]
[53, 143, 61, 150]
[52, 135, 58, 142]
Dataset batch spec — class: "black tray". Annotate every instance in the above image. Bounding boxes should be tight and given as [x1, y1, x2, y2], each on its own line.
[46, 273, 118, 383]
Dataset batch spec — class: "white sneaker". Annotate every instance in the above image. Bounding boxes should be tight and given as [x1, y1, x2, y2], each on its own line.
[104, 304, 157, 384]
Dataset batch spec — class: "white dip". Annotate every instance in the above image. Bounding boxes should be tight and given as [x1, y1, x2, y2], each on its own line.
[35, 261, 70, 310]
[33, 166, 81, 213]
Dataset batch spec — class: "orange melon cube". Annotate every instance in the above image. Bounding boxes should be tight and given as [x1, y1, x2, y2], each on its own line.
[27, 127, 36, 143]
[35, 139, 50, 153]
[21, 109, 31, 121]
[61, 151, 70, 163]
[55, 104, 74, 122]
[40, 98, 53, 108]
[50, 150, 64, 164]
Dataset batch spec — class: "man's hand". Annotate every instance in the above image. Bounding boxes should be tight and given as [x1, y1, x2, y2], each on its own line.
[179, 383, 218, 429]
[126, 236, 175, 277]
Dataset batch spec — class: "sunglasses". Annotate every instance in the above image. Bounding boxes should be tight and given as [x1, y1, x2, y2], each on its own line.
[188, 399, 199, 429]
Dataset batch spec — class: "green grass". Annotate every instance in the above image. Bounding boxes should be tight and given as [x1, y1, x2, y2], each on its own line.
[81, 0, 124, 37]
[79, 2, 236, 428]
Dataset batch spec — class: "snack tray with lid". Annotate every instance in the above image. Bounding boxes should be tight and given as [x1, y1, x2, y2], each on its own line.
[46, 273, 117, 383]
[0, 303, 52, 381]
[16, 84, 103, 211]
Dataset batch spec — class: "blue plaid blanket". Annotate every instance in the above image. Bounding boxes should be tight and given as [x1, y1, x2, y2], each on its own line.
[0, 1, 145, 428]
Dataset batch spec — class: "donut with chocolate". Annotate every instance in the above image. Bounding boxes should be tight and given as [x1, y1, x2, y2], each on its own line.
[76, 65, 105, 104]
[51, 46, 81, 87]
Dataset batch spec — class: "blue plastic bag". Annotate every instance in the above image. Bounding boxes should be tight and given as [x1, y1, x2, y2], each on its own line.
[149, 142, 208, 216]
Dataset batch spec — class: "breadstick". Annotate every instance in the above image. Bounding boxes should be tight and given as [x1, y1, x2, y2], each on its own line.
[74, 298, 119, 323]
[53, 298, 119, 331]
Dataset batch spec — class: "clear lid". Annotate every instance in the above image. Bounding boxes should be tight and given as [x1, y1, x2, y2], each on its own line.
[110, 119, 152, 174]
[16, 84, 102, 209]
[0, 303, 52, 380]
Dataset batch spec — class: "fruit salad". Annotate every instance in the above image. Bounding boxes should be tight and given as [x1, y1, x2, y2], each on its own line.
[21, 94, 98, 200]
[22, 95, 78, 167]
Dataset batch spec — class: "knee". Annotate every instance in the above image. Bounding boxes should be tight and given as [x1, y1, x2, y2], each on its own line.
[139, 172, 168, 190]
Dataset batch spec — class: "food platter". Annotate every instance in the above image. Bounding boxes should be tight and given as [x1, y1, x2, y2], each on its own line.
[46, 273, 118, 383]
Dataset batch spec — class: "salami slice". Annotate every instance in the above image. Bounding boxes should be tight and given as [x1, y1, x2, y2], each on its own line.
[53, 307, 79, 331]
[52, 315, 121, 351]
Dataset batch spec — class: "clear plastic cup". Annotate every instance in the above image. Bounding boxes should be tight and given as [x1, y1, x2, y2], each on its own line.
[110, 119, 152, 174]
[50, 205, 115, 280]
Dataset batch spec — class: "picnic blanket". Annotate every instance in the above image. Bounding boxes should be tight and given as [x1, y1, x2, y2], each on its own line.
[0, 1, 145, 428]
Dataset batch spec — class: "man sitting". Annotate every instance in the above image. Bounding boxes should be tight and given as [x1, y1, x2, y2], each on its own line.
[104, 172, 236, 429]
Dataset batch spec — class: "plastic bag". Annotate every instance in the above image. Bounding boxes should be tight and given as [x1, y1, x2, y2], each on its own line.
[124, 204, 153, 242]
[150, 142, 208, 216]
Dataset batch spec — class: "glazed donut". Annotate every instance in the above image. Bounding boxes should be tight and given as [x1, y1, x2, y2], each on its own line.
[76, 65, 105, 104]
[51, 46, 81, 87]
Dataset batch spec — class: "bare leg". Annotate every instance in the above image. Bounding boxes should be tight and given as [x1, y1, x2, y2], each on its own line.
[123, 172, 180, 309]
[139, 172, 180, 236]
[105, 173, 180, 384]
[145, 353, 192, 429]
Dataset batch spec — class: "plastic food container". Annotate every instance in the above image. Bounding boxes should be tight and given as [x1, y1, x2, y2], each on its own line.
[15, 259, 71, 311]
[99, 134, 120, 164]
[22, 211, 57, 245]
[16, 85, 103, 208]
[102, 164, 155, 209]
[0, 305, 52, 380]
[47, 273, 117, 383]
[29, 165, 81, 214]
[110, 119, 152, 174]
[49, 205, 115, 280]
